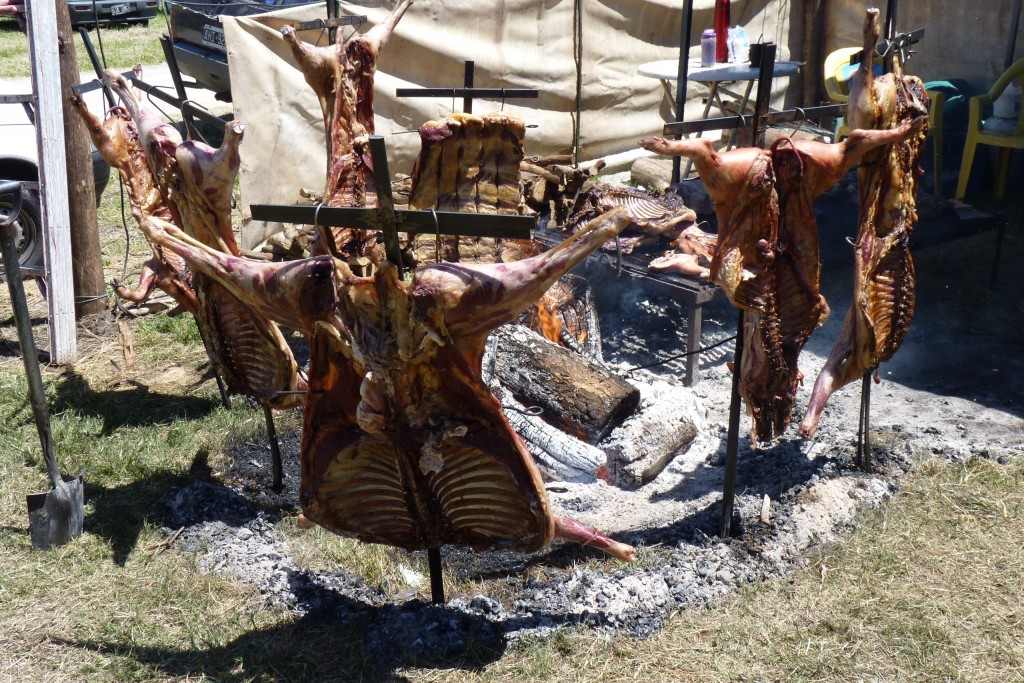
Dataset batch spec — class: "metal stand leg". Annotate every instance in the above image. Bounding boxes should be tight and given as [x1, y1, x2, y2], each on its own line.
[428, 547, 445, 604]
[264, 405, 283, 493]
[721, 309, 745, 538]
[857, 372, 872, 470]
[684, 301, 702, 387]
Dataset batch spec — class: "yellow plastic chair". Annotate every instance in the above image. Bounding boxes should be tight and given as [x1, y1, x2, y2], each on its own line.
[956, 58, 1024, 200]
[823, 47, 861, 140]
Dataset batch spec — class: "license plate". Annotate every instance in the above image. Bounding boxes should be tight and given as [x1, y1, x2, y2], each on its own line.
[202, 24, 225, 49]
[110, 2, 131, 15]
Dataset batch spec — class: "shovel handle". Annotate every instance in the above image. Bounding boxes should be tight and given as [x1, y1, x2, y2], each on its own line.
[0, 183, 63, 489]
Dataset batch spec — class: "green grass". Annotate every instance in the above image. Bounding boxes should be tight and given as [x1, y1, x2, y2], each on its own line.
[0, 14, 167, 80]
[2, 43, 1023, 678]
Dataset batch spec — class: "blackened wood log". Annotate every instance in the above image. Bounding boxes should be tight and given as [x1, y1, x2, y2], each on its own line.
[492, 384, 605, 482]
[602, 377, 700, 489]
[490, 325, 640, 444]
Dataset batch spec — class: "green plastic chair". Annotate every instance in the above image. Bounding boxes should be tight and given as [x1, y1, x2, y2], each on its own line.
[955, 58, 1024, 200]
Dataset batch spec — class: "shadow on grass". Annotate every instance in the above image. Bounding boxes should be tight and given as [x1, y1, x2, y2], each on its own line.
[85, 449, 217, 565]
[54, 597, 507, 682]
[49, 369, 221, 436]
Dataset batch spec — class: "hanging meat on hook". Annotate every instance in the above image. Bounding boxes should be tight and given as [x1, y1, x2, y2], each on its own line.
[136, 207, 637, 561]
[405, 111, 533, 266]
[281, 0, 415, 260]
[799, 9, 929, 439]
[101, 70, 306, 411]
[70, 82, 199, 317]
[639, 113, 925, 443]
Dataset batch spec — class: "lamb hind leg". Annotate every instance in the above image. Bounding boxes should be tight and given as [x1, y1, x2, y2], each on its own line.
[554, 515, 637, 562]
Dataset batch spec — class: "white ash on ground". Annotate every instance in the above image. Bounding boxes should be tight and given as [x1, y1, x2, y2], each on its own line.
[155, 223, 1024, 651]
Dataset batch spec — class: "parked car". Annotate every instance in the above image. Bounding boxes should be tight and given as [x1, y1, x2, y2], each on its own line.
[13, 0, 158, 28]
[166, 0, 321, 100]
[0, 109, 111, 279]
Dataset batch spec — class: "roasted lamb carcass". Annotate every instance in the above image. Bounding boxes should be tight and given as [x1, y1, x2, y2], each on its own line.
[405, 111, 532, 265]
[564, 183, 698, 255]
[281, 0, 414, 260]
[405, 110, 601, 356]
[102, 71, 306, 412]
[640, 117, 925, 443]
[798, 9, 930, 440]
[137, 208, 637, 561]
[70, 93, 199, 316]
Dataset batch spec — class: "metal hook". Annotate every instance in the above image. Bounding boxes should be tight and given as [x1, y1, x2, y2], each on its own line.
[313, 202, 341, 258]
[791, 106, 807, 138]
[430, 207, 441, 263]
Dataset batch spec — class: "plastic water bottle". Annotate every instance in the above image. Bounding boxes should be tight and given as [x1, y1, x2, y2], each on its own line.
[701, 29, 717, 67]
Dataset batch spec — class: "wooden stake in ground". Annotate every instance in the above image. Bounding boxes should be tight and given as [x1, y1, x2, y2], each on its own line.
[56, 0, 105, 318]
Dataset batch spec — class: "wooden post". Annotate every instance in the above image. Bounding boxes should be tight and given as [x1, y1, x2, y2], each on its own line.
[58, 1, 107, 319]
[25, 0, 76, 363]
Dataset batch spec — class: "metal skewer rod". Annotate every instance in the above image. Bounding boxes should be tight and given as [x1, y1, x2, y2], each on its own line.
[720, 308, 745, 538]
[857, 371, 872, 470]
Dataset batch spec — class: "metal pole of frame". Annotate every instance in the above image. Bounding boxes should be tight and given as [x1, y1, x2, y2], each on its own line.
[720, 309, 745, 538]
[671, 0, 694, 185]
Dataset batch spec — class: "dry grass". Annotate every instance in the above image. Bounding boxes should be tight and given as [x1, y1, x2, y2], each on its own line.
[2, 42, 1023, 677]
[399, 457, 1024, 683]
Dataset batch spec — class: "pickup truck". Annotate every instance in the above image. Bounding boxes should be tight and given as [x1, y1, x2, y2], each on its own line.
[166, 0, 321, 101]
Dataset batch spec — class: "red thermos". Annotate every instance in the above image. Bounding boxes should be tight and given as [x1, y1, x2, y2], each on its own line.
[714, 0, 730, 62]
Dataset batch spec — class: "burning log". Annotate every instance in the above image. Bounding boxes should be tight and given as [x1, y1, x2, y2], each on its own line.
[489, 324, 640, 445]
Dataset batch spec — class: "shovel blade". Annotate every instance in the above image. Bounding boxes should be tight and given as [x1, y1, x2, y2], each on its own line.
[27, 475, 84, 550]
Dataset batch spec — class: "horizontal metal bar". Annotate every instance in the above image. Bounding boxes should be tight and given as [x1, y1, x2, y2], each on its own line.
[396, 88, 539, 100]
[766, 103, 848, 124]
[0, 94, 33, 104]
[662, 115, 749, 135]
[129, 75, 227, 129]
[290, 15, 365, 30]
[71, 78, 107, 96]
[0, 179, 22, 197]
[249, 204, 535, 240]
[662, 103, 849, 136]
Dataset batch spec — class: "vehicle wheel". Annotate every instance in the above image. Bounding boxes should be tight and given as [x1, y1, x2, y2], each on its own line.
[0, 189, 44, 275]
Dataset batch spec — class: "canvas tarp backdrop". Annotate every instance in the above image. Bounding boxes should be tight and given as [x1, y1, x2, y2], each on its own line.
[223, 0, 802, 249]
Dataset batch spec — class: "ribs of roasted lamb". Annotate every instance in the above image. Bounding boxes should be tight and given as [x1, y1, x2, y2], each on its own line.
[101, 70, 307, 411]
[640, 114, 925, 443]
[137, 207, 637, 561]
[798, 9, 929, 439]
[564, 183, 698, 255]
[281, 0, 414, 261]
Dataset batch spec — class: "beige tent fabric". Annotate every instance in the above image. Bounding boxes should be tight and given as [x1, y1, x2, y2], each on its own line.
[224, 0, 801, 249]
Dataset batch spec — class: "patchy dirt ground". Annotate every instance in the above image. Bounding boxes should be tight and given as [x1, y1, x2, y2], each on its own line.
[151, 188, 1024, 660]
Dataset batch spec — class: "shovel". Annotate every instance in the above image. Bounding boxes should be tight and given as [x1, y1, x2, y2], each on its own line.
[0, 180, 83, 549]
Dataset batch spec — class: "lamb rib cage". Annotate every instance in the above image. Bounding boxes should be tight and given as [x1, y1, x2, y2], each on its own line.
[138, 207, 637, 562]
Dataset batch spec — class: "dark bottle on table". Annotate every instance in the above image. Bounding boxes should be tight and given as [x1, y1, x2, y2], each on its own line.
[714, 0, 730, 62]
